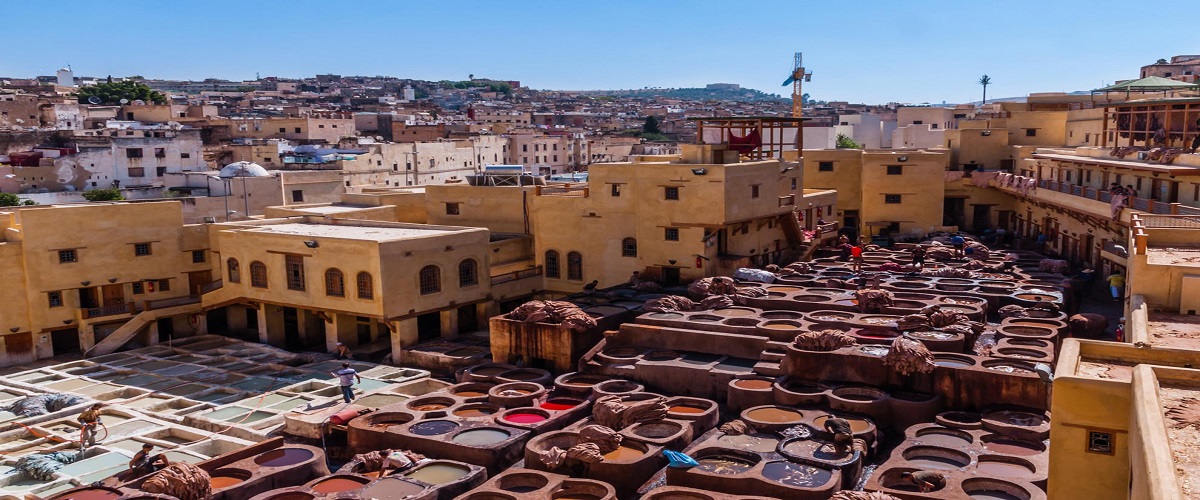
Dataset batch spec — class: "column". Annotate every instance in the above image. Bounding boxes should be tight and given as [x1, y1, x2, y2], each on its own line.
[256, 305, 269, 344]
[440, 309, 459, 338]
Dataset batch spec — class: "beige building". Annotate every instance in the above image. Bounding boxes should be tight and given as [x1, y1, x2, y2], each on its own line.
[216, 115, 356, 143]
[803, 148, 948, 238]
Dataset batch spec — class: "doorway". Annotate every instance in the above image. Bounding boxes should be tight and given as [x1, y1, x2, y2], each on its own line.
[417, 313, 441, 342]
[662, 267, 681, 287]
[206, 308, 228, 333]
[357, 319, 372, 345]
[283, 307, 300, 350]
[51, 328, 81, 355]
[457, 305, 478, 333]
[101, 284, 124, 307]
[157, 318, 174, 343]
[188, 270, 212, 296]
[971, 205, 992, 233]
[78, 288, 99, 309]
[943, 198, 965, 228]
[842, 210, 860, 239]
[245, 307, 259, 332]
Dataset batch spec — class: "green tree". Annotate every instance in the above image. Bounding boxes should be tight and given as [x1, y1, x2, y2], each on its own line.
[642, 115, 661, 135]
[640, 132, 669, 142]
[835, 133, 862, 149]
[978, 74, 992, 104]
[0, 193, 23, 207]
[77, 81, 166, 105]
[82, 188, 124, 202]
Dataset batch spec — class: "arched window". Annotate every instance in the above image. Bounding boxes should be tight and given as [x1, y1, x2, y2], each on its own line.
[621, 238, 637, 257]
[419, 265, 441, 295]
[227, 258, 240, 283]
[567, 251, 583, 281]
[325, 268, 345, 297]
[545, 250, 560, 279]
[249, 261, 268, 288]
[459, 259, 478, 287]
[356, 272, 374, 300]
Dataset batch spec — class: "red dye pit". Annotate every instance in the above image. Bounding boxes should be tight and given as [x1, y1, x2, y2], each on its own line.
[539, 398, 580, 411]
[505, 412, 548, 424]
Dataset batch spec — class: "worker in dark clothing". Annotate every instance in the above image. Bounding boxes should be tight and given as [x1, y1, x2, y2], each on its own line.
[901, 470, 947, 492]
[129, 443, 170, 476]
[823, 416, 854, 454]
[911, 245, 927, 270]
[583, 280, 599, 293]
[77, 403, 104, 447]
[333, 342, 353, 360]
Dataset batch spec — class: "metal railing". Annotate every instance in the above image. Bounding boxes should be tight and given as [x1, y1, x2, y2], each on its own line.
[491, 266, 544, 285]
[200, 279, 224, 294]
[82, 302, 134, 319]
[145, 295, 201, 310]
[1028, 179, 1192, 215]
[1137, 215, 1200, 229]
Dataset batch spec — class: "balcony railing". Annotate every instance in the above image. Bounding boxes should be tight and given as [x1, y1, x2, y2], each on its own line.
[1024, 179, 1193, 215]
[491, 266, 543, 285]
[816, 222, 839, 239]
[145, 295, 201, 310]
[82, 302, 134, 320]
[778, 194, 796, 207]
[200, 279, 224, 294]
[536, 185, 589, 197]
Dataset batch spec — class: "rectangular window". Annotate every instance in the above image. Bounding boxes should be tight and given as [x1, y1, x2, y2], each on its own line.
[291, 190, 304, 203]
[126, 148, 143, 158]
[128, 167, 145, 177]
[156, 167, 167, 177]
[181, 153, 190, 159]
[664, 186, 680, 200]
[790, 178, 797, 190]
[279, 127, 286, 133]
[1026, 129, 1037, 137]
[318, 124, 325, 128]
[818, 161, 833, 172]
[48, 291, 63, 308]
[134, 243, 152, 256]
[887, 165, 903, 175]
[445, 202, 461, 215]
[154, 148, 166, 158]
[1087, 430, 1114, 454]
[285, 255, 305, 291]
[751, 185, 760, 198]
[132, 282, 144, 295]
[158, 279, 170, 292]
[665, 227, 680, 241]
[294, 127, 301, 133]
[884, 194, 902, 204]
[58, 249, 77, 263]
[611, 184, 621, 197]
[192, 250, 206, 263]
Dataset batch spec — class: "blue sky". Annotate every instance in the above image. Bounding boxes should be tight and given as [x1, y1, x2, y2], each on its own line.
[3, 0, 1197, 104]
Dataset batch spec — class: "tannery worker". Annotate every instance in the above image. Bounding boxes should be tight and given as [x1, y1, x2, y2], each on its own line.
[77, 403, 104, 446]
[901, 470, 946, 492]
[823, 416, 854, 453]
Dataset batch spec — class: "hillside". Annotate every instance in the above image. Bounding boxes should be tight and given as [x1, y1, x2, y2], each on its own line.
[587, 87, 789, 103]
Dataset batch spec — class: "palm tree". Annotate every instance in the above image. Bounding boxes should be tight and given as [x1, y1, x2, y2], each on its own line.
[978, 74, 992, 104]
[468, 74, 475, 81]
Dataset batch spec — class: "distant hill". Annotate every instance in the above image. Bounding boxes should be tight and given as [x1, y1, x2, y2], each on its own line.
[587, 87, 789, 103]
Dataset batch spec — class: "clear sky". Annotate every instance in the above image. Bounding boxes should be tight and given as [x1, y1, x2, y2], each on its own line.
[3, 0, 1197, 104]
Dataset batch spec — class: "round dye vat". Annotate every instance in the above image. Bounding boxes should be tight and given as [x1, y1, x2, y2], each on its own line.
[254, 448, 313, 467]
[989, 410, 1045, 427]
[210, 476, 244, 489]
[976, 459, 1036, 479]
[985, 363, 1035, 375]
[1015, 293, 1056, 302]
[504, 412, 548, 424]
[668, 404, 708, 415]
[903, 447, 970, 470]
[695, 456, 755, 475]
[717, 433, 780, 453]
[358, 477, 427, 499]
[933, 356, 974, 367]
[746, 407, 803, 424]
[983, 439, 1043, 456]
[969, 491, 1025, 500]
[405, 463, 471, 484]
[780, 439, 847, 461]
[410, 420, 460, 436]
[311, 477, 369, 494]
[813, 415, 871, 433]
[646, 312, 684, 320]
[712, 307, 756, 317]
[455, 390, 487, 397]
[733, 379, 773, 390]
[540, 398, 581, 411]
[915, 428, 973, 448]
[411, 402, 450, 411]
[454, 407, 497, 418]
[761, 322, 801, 330]
[53, 488, 121, 500]
[762, 461, 833, 487]
[452, 428, 511, 445]
[602, 444, 645, 461]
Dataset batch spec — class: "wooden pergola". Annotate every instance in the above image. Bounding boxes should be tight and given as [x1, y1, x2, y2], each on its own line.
[689, 116, 807, 160]
[1102, 97, 1200, 149]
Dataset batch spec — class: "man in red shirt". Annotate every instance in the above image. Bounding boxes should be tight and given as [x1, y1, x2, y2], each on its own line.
[850, 245, 864, 272]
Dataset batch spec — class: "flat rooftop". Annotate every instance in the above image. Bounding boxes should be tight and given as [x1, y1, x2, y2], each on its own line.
[286, 205, 374, 215]
[245, 222, 466, 241]
[1147, 312, 1200, 350]
[1146, 246, 1200, 267]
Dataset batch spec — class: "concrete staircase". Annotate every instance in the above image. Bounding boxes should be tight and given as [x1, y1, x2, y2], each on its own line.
[85, 302, 202, 357]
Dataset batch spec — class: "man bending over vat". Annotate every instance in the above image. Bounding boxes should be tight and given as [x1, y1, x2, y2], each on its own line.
[900, 470, 946, 492]
[129, 443, 170, 476]
[823, 417, 854, 454]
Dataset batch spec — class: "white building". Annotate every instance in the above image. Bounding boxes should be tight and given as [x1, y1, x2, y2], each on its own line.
[56, 67, 75, 87]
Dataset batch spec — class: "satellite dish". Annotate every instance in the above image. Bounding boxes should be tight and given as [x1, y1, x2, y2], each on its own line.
[133, 100, 145, 105]
[87, 96, 101, 105]
[119, 99, 129, 104]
